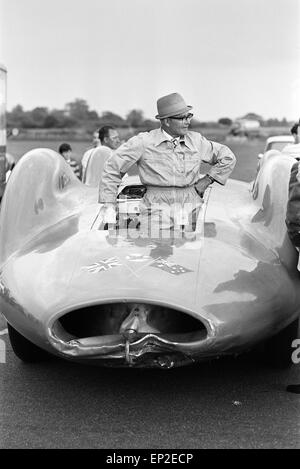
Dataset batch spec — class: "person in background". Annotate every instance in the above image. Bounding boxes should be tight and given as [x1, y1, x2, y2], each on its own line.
[283, 119, 300, 157]
[98, 125, 121, 151]
[291, 120, 300, 144]
[285, 141, 300, 394]
[98, 92, 236, 233]
[92, 129, 101, 147]
[81, 130, 101, 178]
[58, 143, 81, 179]
[82, 125, 121, 185]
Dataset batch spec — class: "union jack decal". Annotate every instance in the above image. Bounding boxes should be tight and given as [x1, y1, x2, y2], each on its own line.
[83, 257, 122, 273]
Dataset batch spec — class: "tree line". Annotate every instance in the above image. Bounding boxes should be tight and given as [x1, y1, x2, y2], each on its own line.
[218, 114, 291, 127]
[7, 99, 157, 131]
[7, 99, 291, 132]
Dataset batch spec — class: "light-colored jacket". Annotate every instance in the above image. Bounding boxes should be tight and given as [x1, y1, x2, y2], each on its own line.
[82, 146, 112, 186]
[99, 128, 236, 203]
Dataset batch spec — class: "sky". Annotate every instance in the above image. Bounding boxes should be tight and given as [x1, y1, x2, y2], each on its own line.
[0, 0, 300, 121]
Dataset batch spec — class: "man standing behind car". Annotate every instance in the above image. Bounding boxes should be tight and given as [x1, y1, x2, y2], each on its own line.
[285, 144, 300, 394]
[82, 125, 121, 185]
[58, 143, 81, 179]
[98, 92, 236, 234]
[291, 120, 300, 144]
[283, 119, 300, 157]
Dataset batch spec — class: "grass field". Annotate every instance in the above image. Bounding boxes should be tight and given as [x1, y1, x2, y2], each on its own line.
[7, 137, 265, 184]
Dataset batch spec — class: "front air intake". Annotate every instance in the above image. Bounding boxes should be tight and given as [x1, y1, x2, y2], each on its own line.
[53, 302, 208, 343]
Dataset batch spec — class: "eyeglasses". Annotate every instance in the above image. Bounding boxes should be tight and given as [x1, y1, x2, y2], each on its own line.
[169, 113, 193, 122]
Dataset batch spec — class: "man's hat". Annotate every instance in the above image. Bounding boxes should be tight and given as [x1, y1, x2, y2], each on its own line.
[155, 92, 192, 120]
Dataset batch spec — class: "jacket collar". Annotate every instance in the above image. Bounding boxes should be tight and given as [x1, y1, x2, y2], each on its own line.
[153, 128, 192, 149]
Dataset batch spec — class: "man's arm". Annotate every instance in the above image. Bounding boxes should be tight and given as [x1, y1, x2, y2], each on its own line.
[201, 137, 236, 185]
[98, 135, 143, 203]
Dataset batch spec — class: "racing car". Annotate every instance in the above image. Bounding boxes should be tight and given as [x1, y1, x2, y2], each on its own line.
[0, 146, 299, 368]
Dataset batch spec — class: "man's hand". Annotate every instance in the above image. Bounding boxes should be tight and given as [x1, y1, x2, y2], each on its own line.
[195, 175, 214, 198]
[97, 202, 117, 228]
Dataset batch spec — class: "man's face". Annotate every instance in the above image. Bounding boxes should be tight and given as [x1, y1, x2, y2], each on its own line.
[162, 113, 193, 137]
[62, 150, 72, 160]
[104, 129, 121, 150]
[93, 132, 101, 147]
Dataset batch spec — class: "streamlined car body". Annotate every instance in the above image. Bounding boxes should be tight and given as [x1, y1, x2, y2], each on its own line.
[258, 135, 296, 160]
[0, 147, 299, 368]
[264, 135, 295, 153]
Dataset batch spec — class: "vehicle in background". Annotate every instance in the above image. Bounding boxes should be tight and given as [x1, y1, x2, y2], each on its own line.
[258, 135, 295, 159]
[228, 119, 261, 139]
[255, 135, 298, 177]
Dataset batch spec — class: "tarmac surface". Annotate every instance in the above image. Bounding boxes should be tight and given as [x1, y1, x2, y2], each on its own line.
[0, 314, 299, 449]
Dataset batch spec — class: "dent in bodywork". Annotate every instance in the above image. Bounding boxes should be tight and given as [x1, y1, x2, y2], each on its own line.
[47, 301, 216, 367]
[49, 330, 205, 368]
